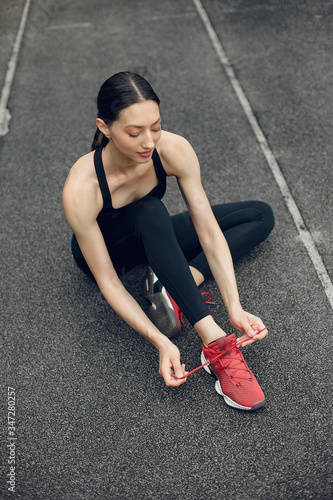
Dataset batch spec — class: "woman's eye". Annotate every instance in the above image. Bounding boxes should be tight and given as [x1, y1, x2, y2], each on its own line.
[128, 126, 160, 137]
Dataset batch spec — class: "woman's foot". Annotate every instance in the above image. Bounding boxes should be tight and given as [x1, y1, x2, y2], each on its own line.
[201, 334, 265, 410]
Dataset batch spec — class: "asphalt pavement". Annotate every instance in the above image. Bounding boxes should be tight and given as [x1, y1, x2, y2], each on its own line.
[1, 1, 332, 499]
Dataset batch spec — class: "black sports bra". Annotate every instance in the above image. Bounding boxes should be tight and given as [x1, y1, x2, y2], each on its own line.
[94, 147, 167, 224]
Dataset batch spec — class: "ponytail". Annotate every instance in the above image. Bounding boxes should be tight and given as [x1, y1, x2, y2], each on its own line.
[91, 127, 109, 151]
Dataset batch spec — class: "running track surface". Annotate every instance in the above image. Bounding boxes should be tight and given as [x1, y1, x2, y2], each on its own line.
[1, 1, 332, 499]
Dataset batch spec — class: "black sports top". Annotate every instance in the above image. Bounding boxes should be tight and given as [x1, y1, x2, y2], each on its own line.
[94, 147, 167, 225]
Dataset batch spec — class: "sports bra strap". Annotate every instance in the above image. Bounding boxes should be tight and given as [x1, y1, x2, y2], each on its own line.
[94, 147, 111, 207]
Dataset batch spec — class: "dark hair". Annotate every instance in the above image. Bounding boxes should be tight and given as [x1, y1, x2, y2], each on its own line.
[91, 71, 160, 151]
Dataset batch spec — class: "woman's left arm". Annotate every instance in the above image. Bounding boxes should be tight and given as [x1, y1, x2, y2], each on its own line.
[162, 134, 268, 345]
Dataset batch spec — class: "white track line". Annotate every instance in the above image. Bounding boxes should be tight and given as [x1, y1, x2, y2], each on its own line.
[48, 22, 92, 30]
[0, 0, 32, 137]
[192, 0, 333, 309]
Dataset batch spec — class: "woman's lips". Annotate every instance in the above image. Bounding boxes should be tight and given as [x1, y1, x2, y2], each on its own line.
[137, 149, 153, 158]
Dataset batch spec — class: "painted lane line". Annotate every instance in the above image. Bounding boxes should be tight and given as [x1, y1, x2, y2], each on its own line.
[48, 22, 93, 30]
[0, 0, 32, 137]
[192, 0, 333, 309]
[140, 13, 197, 21]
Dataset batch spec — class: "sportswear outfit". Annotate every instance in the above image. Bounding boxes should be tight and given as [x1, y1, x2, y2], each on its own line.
[71, 146, 274, 410]
[72, 146, 275, 326]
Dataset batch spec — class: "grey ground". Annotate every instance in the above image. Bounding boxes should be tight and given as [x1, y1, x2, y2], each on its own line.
[1, 1, 332, 499]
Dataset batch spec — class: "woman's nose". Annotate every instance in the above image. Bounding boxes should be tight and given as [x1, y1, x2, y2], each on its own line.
[142, 131, 154, 149]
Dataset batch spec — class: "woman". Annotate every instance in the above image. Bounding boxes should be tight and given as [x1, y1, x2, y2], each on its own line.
[63, 72, 274, 411]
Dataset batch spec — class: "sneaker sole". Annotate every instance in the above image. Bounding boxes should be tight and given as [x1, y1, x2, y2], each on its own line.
[144, 278, 180, 339]
[200, 351, 265, 411]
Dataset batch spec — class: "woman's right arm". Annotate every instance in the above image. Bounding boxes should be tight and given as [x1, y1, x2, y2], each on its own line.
[62, 171, 187, 386]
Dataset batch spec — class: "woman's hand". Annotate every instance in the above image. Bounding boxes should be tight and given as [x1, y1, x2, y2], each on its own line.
[229, 307, 269, 347]
[158, 341, 188, 387]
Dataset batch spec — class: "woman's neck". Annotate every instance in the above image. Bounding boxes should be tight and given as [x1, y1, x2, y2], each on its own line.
[102, 141, 137, 175]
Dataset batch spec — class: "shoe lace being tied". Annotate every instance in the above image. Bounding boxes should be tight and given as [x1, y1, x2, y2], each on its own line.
[214, 339, 251, 383]
[179, 337, 250, 380]
[179, 326, 269, 380]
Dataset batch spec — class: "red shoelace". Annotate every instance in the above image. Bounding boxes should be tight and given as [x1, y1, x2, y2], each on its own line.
[172, 292, 215, 325]
[201, 292, 215, 305]
[179, 326, 269, 379]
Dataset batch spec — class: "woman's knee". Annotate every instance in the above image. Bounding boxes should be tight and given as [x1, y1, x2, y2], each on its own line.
[258, 201, 275, 232]
[250, 200, 275, 236]
[133, 197, 171, 231]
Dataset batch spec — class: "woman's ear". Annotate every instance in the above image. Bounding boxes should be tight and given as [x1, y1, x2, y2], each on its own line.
[96, 118, 110, 138]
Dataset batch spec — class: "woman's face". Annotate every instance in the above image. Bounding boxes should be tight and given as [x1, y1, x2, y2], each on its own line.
[107, 100, 161, 162]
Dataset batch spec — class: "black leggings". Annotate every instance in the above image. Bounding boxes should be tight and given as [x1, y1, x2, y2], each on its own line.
[71, 199, 274, 326]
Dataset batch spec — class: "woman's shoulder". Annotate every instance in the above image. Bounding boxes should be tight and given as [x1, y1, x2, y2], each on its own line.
[64, 151, 96, 190]
[157, 131, 197, 176]
[63, 150, 101, 211]
[68, 150, 95, 177]
[158, 130, 191, 153]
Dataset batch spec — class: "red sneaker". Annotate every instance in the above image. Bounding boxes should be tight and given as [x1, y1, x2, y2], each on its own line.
[201, 334, 265, 410]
